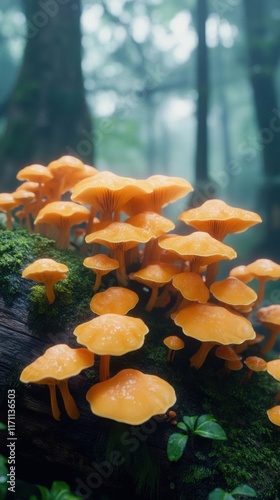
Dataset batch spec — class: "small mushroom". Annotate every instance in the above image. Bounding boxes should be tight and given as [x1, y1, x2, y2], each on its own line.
[0, 193, 18, 230]
[241, 356, 267, 383]
[83, 254, 119, 292]
[86, 368, 176, 425]
[257, 305, 280, 354]
[163, 335, 185, 362]
[20, 344, 94, 420]
[74, 314, 149, 381]
[245, 259, 280, 307]
[22, 258, 69, 304]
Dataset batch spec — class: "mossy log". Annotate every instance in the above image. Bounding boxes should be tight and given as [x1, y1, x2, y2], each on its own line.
[0, 232, 280, 499]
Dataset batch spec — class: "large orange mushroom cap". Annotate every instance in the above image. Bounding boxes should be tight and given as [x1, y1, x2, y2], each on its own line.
[46, 155, 86, 200]
[158, 231, 236, 283]
[34, 201, 90, 249]
[123, 175, 193, 215]
[22, 258, 69, 304]
[71, 171, 153, 225]
[257, 305, 280, 354]
[85, 222, 153, 285]
[210, 277, 257, 309]
[86, 368, 176, 425]
[178, 199, 262, 241]
[16, 164, 53, 184]
[20, 344, 94, 420]
[74, 313, 149, 380]
[90, 287, 139, 315]
[173, 302, 256, 368]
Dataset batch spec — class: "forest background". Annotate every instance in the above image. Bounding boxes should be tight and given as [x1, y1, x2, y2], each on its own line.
[0, 0, 279, 264]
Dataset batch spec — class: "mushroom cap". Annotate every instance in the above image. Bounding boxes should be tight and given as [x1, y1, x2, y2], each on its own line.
[158, 232, 237, 267]
[85, 222, 152, 250]
[267, 406, 280, 426]
[15, 181, 40, 194]
[266, 359, 280, 381]
[126, 211, 175, 238]
[173, 303, 256, 344]
[172, 271, 210, 302]
[244, 356, 267, 372]
[0, 193, 18, 211]
[225, 359, 243, 371]
[163, 335, 185, 350]
[210, 277, 257, 306]
[245, 259, 280, 280]
[90, 287, 139, 315]
[71, 171, 153, 216]
[257, 305, 280, 327]
[34, 201, 90, 227]
[122, 175, 194, 215]
[83, 254, 119, 272]
[16, 164, 53, 183]
[129, 263, 178, 287]
[74, 313, 149, 355]
[22, 258, 69, 284]
[178, 199, 262, 240]
[86, 368, 176, 425]
[12, 189, 36, 204]
[20, 344, 94, 383]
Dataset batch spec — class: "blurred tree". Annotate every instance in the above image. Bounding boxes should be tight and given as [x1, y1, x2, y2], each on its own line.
[0, 0, 92, 190]
[243, 0, 280, 177]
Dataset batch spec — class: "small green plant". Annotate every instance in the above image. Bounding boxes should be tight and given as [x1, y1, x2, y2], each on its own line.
[208, 484, 257, 499]
[167, 414, 227, 462]
[30, 481, 82, 500]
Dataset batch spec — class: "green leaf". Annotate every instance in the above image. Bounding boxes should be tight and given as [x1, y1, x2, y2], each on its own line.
[176, 422, 188, 432]
[194, 418, 227, 440]
[167, 432, 189, 461]
[0, 423, 6, 430]
[231, 484, 257, 497]
[35, 484, 51, 500]
[208, 488, 235, 500]
[183, 415, 198, 431]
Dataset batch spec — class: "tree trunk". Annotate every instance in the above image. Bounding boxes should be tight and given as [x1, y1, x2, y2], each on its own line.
[0, 0, 92, 191]
[195, 0, 209, 183]
[243, 0, 280, 177]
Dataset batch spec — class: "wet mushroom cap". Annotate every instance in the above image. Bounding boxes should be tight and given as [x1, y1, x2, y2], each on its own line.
[74, 313, 149, 355]
[172, 271, 209, 302]
[266, 359, 280, 381]
[22, 258, 69, 283]
[215, 345, 242, 362]
[178, 199, 262, 240]
[129, 263, 179, 287]
[267, 406, 280, 426]
[163, 336, 185, 351]
[229, 265, 254, 283]
[20, 344, 94, 383]
[173, 302, 256, 344]
[257, 304, 280, 327]
[126, 211, 175, 237]
[16, 164, 53, 183]
[86, 368, 176, 425]
[246, 259, 280, 280]
[34, 201, 90, 226]
[90, 287, 139, 315]
[244, 356, 267, 372]
[210, 277, 257, 306]
[83, 254, 119, 273]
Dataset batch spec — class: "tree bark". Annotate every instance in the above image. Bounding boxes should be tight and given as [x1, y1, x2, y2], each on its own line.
[0, 0, 92, 191]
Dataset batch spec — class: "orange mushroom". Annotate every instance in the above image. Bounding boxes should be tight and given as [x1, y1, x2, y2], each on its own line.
[266, 359, 280, 401]
[46, 155, 86, 201]
[241, 356, 267, 383]
[178, 199, 262, 241]
[229, 265, 254, 284]
[163, 335, 185, 362]
[267, 406, 280, 426]
[16, 163, 53, 211]
[169, 271, 209, 314]
[90, 287, 139, 315]
[0, 193, 18, 230]
[210, 277, 257, 311]
[20, 344, 94, 420]
[257, 305, 280, 354]
[158, 231, 236, 285]
[85, 222, 152, 286]
[245, 259, 280, 307]
[129, 263, 179, 312]
[22, 258, 69, 304]
[12, 189, 35, 232]
[74, 313, 149, 381]
[83, 254, 119, 292]
[172, 303, 256, 369]
[34, 201, 90, 249]
[86, 368, 176, 425]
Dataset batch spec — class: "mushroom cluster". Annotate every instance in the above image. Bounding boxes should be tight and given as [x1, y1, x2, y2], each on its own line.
[2, 155, 278, 429]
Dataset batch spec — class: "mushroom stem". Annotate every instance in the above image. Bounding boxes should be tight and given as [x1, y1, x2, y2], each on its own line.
[93, 273, 102, 292]
[44, 282, 56, 304]
[167, 349, 175, 362]
[57, 380, 80, 420]
[254, 278, 266, 308]
[100, 355, 111, 381]
[48, 384, 61, 421]
[146, 286, 159, 312]
[115, 250, 128, 287]
[190, 341, 216, 369]
[6, 210, 13, 231]
[261, 330, 279, 355]
[205, 262, 220, 287]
